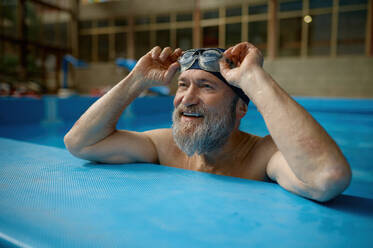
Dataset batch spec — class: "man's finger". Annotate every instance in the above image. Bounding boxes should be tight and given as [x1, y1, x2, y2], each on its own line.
[164, 61, 180, 83]
[160, 47, 173, 62]
[151, 46, 162, 60]
[170, 48, 183, 61]
[231, 42, 247, 56]
[224, 46, 234, 56]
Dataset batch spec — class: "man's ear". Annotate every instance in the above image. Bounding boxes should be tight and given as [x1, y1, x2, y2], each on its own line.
[236, 99, 247, 119]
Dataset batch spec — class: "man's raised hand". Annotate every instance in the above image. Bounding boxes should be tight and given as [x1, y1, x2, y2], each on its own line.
[219, 42, 264, 88]
[131, 46, 182, 87]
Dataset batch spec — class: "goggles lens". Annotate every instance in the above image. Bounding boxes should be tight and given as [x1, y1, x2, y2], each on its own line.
[178, 48, 223, 72]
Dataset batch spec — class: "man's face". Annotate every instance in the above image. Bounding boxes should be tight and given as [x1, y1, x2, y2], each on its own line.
[172, 69, 238, 156]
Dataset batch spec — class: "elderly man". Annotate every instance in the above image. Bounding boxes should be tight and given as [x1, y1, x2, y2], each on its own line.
[64, 42, 351, 202]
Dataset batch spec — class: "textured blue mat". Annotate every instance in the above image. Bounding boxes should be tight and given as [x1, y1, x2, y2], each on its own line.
[0, 138, 372, 247]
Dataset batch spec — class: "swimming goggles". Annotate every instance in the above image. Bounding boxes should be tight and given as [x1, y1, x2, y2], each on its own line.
[178, 48, 224, 73]
[177, 48, 250, 105]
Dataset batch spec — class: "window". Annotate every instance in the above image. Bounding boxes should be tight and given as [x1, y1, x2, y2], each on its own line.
[176, 28, 192, 50]
[79, 35, 92, 62]
[337, 10, 367, 55]
[44, 23, 56, 44]
[135, 17, 150, 25]
[114, 18, 127, 26]
[98, 34, 109, 61]
[249, 21, 267, 56]
[308, 14, 331, 56]
[156, 30, 170, 48]
[79, 20, 92, 29]
[26, 2, 42, 42]
[309, 0, 333, 9]
[339, 0, 367, 6]
[156, 15, 170, 23]
[226, 23, 241, 48]
[58, 22, 69, 47]
[203, 26, 219, 47]
[176, 13, 193, 22]
[279, 17, 302, 56]
[97, 19, 109, 27]
[249, 4, 268, 14]
[202, 9, 219, 19]
[115, 33, 127, 58]
[226, 6, 241, 17]
[279, 0, 302, 12]
[135, 31, 150, 59]
[1, 0, 18, 37]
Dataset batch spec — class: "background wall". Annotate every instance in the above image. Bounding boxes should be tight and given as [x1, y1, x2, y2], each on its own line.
[73, 0, 373, 98]
[74, 56, 373, 98]
[264, 57, 373, 97]
[1, 0, 371, 97]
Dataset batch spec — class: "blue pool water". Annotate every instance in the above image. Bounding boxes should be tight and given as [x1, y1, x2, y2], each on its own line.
[1, 95, 373, 247]
[1, 95, 373, 200]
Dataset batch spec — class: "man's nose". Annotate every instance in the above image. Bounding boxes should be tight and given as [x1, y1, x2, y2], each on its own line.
[181, 85, 199, 107]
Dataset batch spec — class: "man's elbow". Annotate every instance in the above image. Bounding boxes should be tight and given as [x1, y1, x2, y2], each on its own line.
[312, 163, 352, 202]
[64, 133, 86, 158]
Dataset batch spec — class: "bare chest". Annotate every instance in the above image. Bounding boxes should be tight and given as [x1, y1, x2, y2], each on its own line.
[158, 147, 268, 182]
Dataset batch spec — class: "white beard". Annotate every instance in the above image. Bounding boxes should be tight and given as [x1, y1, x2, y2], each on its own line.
[172, 99, 237, 157]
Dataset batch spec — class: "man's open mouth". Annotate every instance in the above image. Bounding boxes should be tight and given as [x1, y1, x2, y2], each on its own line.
[181, 112, 203, 118]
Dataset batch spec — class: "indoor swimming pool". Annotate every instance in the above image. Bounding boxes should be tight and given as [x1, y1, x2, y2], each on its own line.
[0, 96, 372, 247]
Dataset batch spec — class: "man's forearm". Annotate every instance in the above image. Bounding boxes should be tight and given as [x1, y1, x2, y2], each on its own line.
[240, 66, 350, 185]
[64, 72, 148, 152]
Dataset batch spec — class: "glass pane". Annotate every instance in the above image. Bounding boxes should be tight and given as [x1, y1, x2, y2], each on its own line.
[26, 2, 42, 42]
[226, 23, 241, 48]
[156, 15, 170, 23]
[79, 35, 92, 61]
[156, 30, 170, 48]
[115, 33, 127, 58]
[27, 47, 43, 81]
[97, 19, 109, 27]
[135, 17, 150, 25]
[279, 0, 302, 11]
[249, 4, 268, 14]
[114, 18, 127, 26]
[308, 14, 331, 56]
[249, 21, 267, 56]
[279, 17, 302, 56]
[0, 41, 19, 77]
[176, 13, 193, 22]
[176, 28, 192, 50]
[80, 20, 92, 29]
[58, 22, 69, 47]
[203, 9, 219, 19]
[135, 31, 150, 59]
[203, 26, 219, 47]
[44, 23, 56, 44]
[337, 10, 366, 55]
[310, 0, 333, 9]
[340, 0, 367, 6]
[98, 34, 109, 62]
[226, 6, 241, 17]
[1, 0, 17, 37]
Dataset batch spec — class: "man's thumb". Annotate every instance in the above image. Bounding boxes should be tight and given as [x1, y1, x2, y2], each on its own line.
[164, 62, 180, 83]
[219, 59, 231, 77]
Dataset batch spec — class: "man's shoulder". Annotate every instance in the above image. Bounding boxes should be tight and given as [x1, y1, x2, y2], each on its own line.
[143, 128, 183, 166]
[238, 131, 278, 161]
[143, 128, 175, 149]
[144, 128, 173, 139]
[239, 131, 274, 147]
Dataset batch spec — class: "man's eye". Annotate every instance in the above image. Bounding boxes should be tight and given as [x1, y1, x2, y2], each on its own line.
[202, 84, 212, 89]
[178, 82, 187, 87]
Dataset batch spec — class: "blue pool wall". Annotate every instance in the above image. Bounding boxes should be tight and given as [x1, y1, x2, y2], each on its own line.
[1, 95, 373, 125]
